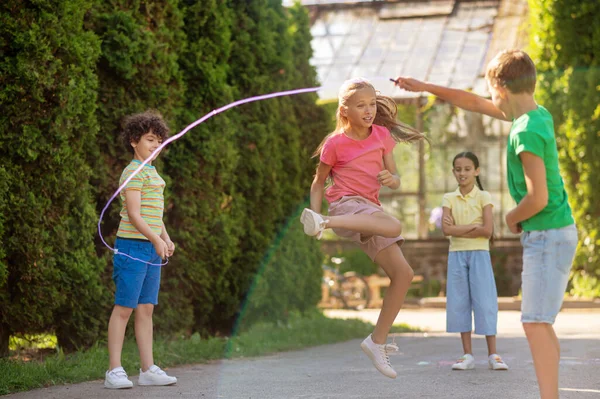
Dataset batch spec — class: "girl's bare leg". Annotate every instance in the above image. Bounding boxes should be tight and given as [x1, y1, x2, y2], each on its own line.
[486, 335, 497, 356]
[325, 212, 402, 238]
[370, 244, 414, 344]
[461, 332, 473, 355]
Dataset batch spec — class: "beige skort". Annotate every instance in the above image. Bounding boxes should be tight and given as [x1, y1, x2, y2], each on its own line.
[328, 196, 404, 262]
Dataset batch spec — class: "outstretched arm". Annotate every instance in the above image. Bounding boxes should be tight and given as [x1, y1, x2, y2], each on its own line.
[393, 77, 510, 122]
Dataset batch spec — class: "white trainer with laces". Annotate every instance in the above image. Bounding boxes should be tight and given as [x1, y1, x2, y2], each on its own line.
[488, 354, 509, 370]
[300, 208, 328, 239]
[138, 365, 177, 386]
[452, 354, 475, 370]
[104, 366, 133, 389]
[360, 334, 399, 379]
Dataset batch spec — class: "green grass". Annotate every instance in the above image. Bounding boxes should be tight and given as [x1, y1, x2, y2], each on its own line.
[0, 312, 417, 395]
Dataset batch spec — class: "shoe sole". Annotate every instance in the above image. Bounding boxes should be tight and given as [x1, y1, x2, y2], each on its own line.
[489, 365, 509, 371]
[138, 380, 177, 386]
[452, 365, 475, 371]
[360, 341, 397, 379]
[104, 382, 133, 389]
[300, 209, 318, 236]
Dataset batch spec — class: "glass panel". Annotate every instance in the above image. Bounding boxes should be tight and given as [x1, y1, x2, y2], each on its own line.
[378, 63, 403, 80]
[310, 20, 327, 37]
[315, 66, 330, 85]
[351, 62, 381, 79]
[327, 12, 355, 35]
[329, 66, 354, 82]
[333, 35, 365, 64]
[312, 37, 335, 61]
[330, 36, 345, 53]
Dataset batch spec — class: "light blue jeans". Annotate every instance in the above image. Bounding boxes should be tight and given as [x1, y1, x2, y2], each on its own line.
[446, 250, 498, 335]
[520, 224, 578, 324]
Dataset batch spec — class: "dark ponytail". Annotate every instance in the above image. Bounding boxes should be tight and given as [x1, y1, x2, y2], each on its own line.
[475, 176, 484, 191]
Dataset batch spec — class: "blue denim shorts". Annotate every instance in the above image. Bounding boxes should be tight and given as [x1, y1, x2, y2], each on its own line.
[446, 250, 498, 335]
[113, 237, 162, 308]
[520, 224, 578, 324]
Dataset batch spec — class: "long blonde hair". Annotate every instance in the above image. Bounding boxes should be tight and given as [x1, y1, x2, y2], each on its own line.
[314, 78, 427, 157]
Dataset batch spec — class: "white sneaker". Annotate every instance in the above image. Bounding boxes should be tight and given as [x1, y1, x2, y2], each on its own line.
[138, 365, 177, 386]
[300, 208, 328, 239]
[360, 334, 399, 379]
[452, 354, 475, 370]
[104, 367, 133, 389]
[488, 354, 509, 370]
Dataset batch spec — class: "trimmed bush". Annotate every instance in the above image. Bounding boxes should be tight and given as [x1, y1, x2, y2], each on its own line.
[529, 0, 600, 294]
[0, 0, 107, 354]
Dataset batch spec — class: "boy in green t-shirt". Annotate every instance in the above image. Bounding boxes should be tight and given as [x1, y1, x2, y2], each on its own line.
[394, 50, 577, 399]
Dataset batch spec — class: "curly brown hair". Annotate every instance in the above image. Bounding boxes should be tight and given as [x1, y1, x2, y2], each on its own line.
[121, 110, 170, 154]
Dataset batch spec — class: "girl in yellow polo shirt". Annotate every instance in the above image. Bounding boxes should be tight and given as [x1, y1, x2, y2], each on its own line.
[441, 152, 508, 371]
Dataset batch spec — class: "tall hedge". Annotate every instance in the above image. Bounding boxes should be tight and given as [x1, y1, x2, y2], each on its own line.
[233, 2, 327, 328]
[87, 0, 185, 239]
[161, 0, 241, 336]
[217, 0, 326, 332]
[164, 0, 327, 335]
[0, 0, 329, 353]
[529, 0, 600, 291]
[0, 0, 107, 354]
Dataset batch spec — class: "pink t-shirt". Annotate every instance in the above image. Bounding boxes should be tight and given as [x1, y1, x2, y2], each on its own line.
[320, 124, 396, 206]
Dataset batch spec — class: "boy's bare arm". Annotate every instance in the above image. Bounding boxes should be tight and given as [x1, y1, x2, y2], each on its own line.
[160, 224, 175, 257]
[393, 77, 510, 122]
[160, 224, 171, 242]
[506, 152, 548, 230]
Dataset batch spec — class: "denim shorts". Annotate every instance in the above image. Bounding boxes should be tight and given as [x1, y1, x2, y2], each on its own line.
[113, 237, 162, 308]
[446, 250, 498, 335]
[520, 224, 578, 324]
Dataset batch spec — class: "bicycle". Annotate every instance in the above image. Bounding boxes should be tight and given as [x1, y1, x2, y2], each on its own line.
[321, 265, 371, 310]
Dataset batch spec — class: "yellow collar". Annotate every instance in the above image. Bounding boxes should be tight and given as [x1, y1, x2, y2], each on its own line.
[454, 185, 479, 199]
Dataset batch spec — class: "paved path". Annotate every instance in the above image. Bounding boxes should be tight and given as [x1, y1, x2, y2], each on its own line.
[325, 308, 600, 338]
[6, 309, 600, 399]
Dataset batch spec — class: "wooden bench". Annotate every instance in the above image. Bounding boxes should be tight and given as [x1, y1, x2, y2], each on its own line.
[366, 274, 424, 308]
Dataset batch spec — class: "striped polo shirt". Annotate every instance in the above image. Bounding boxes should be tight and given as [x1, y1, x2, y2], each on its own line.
[117, 160, 165, 240]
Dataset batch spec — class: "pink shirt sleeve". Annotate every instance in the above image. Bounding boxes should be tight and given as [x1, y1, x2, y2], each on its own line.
[320, 136, 337, 166]
[382, 128, 396, 155]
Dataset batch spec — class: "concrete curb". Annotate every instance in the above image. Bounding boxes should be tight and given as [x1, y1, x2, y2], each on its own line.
[418, 297, 600, 311]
